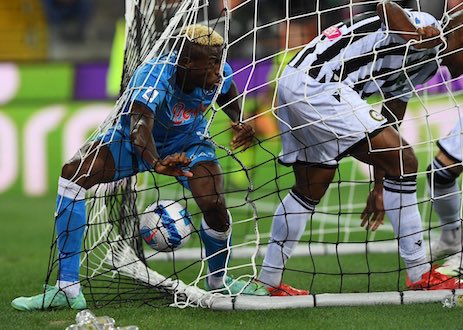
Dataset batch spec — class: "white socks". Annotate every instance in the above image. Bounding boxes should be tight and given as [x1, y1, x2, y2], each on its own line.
[56, 280, 81, 298]
[432, 181, 462, 231]
[383, 178, 430, 282]
[432, 181, 462, 247]
[57, 177, 86, 201]
[428, 158, 462, 246]
[258, 191, 316, 288]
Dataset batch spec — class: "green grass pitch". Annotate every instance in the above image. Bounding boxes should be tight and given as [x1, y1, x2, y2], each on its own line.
[2, 94, 463, 328]
[2, 196, 463, 329]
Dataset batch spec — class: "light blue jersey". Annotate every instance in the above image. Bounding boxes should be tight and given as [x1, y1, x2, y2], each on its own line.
[54, 54, 235, 286]
[101, 53, 234, 184]
[125, 54, 233, 155]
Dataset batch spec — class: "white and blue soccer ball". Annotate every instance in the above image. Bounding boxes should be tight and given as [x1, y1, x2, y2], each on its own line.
[139, 200, 193, 252]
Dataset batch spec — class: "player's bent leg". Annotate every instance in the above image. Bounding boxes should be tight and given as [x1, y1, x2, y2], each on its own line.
[189, 162, 229, 286]
[12, 137, 131, 311]
[189, 161, 228, 231]
[361, 129, 461, 289]
[427, 151, 463, 259]
[188, 161, 267, 295]
[11, 285, 86, 311]
[258, 164, 335, 295]
[352, 127, 438, 287]
[56, 143, 117, 299]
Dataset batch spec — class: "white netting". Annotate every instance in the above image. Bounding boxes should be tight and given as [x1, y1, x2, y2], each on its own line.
[45, 0, 463, 309]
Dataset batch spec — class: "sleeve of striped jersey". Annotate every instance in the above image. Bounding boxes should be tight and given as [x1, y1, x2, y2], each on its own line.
[384, 12, 440, 102]
[385, 61, 439, 102]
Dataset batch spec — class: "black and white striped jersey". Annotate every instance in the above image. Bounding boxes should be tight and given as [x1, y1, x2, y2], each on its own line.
[288, 10, 442, 101]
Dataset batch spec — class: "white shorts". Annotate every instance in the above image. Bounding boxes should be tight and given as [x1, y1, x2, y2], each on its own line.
[438, 115, 463, 162]
[276, 65, 386, 167]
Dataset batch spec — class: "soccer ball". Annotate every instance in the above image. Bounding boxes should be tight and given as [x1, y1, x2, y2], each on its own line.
[139, 200, 193, 252]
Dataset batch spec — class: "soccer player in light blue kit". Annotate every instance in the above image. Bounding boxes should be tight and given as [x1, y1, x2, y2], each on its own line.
[12, 24, 268, 311]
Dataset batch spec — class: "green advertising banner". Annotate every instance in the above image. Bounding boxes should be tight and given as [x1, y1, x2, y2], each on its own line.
[0, 101, 113, 196]
[0, 95, 460, 197]
[1, 55, 462, 200]
[0, 63, 74, 104]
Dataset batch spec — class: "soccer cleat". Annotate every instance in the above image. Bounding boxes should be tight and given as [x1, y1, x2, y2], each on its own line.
[268, 283, 309, 296]
[204, 276, 269, 296]
[429, 238, 461, 259]
[11, 285, 87, 311]
[406, 265, 462, 290]
[436, 252, 463, 277]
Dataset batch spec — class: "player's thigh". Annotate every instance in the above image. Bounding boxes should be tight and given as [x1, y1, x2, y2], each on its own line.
[176, 142, 222, 191]
[189, 160, 229, 230]
[65, 128, 150, 188]
[276, 67, 386, 166]
[293, 163, 336, 201]
[62, 141, 116, 188]
[351, 126, 418, 175]
[189, 161, 224, 196]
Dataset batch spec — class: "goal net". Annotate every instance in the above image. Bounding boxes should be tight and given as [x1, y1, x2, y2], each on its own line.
[45, 0, 463, 309]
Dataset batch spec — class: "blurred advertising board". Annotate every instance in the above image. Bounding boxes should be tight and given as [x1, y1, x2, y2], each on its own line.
[1, 62, 462, 196]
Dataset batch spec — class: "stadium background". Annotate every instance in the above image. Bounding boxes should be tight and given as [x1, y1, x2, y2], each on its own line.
[2, 0, 463, 329]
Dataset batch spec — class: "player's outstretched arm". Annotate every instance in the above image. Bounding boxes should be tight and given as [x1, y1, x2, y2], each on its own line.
[129, 102, 192, 177]
[130, 102, 158, 164]
[360, 97, 408, 230]
[377, 0, 443, 49]
[361, 168, 385, 231]
[217, 81, 255, 151]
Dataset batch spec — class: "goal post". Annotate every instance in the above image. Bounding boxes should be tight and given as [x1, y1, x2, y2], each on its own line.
[44, 0, 463, 310]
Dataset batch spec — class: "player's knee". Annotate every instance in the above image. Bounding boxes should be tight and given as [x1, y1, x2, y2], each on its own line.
[61, 157, 107, 189]
[61, 161, 80, 181]
[196, 194, 226, 213]
[426, 160, 458, 187]
[402, 148, 418, 174]
[196, 195, 229, 230]
[61, 161, 92, 189]
[382, 148, 417, 178]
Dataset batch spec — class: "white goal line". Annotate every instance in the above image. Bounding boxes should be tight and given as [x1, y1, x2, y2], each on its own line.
[209, 289, 463, 310]
[145, 240, 399, 262]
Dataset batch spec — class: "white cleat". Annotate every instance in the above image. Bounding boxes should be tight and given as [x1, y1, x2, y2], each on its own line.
[436, 252, 463, 277]
[429, 239, 462, 259]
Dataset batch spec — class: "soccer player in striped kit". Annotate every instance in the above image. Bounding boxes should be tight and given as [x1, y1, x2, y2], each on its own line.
[427, 114, 463, 272]
[258, 1, 463, 295]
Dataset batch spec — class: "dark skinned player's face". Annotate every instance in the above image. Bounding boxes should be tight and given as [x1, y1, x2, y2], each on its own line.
[184, 46, 222, 90]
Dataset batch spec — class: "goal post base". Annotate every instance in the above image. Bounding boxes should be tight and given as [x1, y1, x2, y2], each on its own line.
[208, 289, 463, 310]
